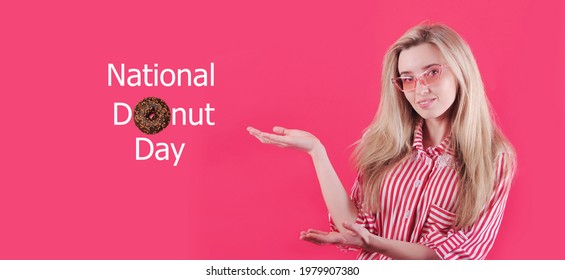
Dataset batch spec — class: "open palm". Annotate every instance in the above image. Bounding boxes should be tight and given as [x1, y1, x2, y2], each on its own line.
[299, 222, 371, 250]
[247, 126, 321, 156]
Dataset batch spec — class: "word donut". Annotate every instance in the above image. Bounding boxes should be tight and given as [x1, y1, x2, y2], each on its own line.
[134, 97, 171, 134]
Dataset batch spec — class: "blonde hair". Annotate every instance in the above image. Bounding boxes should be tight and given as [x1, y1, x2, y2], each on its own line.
[353, 22, 516, 228]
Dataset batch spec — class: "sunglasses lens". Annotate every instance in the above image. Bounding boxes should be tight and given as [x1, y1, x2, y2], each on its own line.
[422, 66, 443, 85]
[394, 77, 415, 92]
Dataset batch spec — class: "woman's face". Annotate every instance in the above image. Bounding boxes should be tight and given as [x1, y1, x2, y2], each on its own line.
[397, 43, 458, 122]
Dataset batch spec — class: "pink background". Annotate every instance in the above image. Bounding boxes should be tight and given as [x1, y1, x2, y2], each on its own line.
[1, 0, 564, 259]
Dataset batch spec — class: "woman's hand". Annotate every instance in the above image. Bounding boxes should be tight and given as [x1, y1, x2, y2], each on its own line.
[299, 221, 372, 250]
[247, 125, 360, 237]
[247, 126, 324, 157]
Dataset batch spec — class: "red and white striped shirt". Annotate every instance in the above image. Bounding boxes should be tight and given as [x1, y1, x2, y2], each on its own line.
[330, 120, 515, 260]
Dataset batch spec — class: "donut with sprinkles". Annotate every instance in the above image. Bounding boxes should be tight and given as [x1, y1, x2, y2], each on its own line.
[134, 97, 171, 134]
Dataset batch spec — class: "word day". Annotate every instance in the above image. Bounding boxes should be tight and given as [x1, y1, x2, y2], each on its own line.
[136, 138, 185, 167]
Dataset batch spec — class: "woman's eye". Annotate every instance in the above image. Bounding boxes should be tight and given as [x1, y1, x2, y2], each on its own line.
[402, 77, 414, 82]
[427, 69, 440, 76]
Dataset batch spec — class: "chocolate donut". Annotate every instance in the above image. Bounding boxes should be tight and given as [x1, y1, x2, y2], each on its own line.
[134, 97, 171, 134]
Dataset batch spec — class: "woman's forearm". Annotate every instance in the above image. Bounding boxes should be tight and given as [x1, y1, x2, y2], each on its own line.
[309, 142, 358, 233]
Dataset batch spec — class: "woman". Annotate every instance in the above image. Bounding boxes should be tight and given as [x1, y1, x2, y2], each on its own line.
[247, 22, 516, 260]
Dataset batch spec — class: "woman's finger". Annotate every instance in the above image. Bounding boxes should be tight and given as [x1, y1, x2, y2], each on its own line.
[300, 236, 323, 245]
[261, 132, 291, 144]
[249, 133, 269, 144]
[247, 126, 262, 135]
[261, 136, 287, 146]
[308, 232, 347, 245]
[300, 234, 329, 245]
[248, 126, 288, 137]
[248, 129, 288, 146]
[341, 221, 360, 236]
[306, 229, 329, 235]
[273, 126, 288, 135]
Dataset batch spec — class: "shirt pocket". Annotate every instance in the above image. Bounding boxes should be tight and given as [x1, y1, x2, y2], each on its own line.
[420, 204, 469, 257]
[422, 203, 457, 234]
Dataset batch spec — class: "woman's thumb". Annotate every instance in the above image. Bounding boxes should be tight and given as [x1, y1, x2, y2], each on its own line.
[273, 126, 287, 135]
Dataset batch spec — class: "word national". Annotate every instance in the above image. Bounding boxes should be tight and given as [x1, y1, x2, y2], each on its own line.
[108, 62, 214, 87]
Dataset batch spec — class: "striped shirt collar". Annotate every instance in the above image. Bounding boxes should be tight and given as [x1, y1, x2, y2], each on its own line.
[412, 119, 455, 157]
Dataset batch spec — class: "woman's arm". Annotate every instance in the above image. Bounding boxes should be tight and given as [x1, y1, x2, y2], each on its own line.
[247, 126, 358, 232]
[309, 142, 358, 233]
[301, 221, 440, 260]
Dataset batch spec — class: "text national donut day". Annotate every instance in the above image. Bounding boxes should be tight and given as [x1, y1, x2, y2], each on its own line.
[109, 62, 216, 167]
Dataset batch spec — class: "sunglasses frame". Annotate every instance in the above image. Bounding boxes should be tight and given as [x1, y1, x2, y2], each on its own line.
[391, 64, 449, 93]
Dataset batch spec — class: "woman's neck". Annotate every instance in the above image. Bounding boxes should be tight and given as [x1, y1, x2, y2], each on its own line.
[422, 116, 451, 149]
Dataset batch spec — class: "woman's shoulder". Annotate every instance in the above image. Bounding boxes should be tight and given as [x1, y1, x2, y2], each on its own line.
[493, 144, 517, 187]
[493, 128, 516, 163]
[494, 140, 516, 164]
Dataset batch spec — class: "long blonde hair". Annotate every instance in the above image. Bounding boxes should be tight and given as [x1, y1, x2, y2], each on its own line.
[353, 22, 515, 228]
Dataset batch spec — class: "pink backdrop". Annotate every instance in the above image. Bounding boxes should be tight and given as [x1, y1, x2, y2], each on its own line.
[1, 0, 564, 259]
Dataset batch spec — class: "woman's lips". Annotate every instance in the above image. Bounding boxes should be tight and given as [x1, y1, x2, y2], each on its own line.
[417, 97, 436, 109]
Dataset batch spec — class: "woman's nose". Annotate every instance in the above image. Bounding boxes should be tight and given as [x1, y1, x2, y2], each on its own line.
[415, 79, 430, 95]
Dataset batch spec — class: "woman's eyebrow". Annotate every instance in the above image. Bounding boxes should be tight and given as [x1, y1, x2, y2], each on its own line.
[399, 63, 442, 75]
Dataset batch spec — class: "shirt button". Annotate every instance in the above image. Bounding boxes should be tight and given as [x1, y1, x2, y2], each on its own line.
[414, 179, 422, 187]
[404, 209, 411, 219]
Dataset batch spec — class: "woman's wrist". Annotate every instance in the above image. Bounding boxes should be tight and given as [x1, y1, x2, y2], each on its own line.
[362, 233, 382, 254]
[308, 140, 327, 159]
